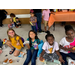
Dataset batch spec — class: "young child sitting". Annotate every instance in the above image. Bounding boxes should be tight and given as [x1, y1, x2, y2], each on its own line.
[5, 28, 24, 56]
[59, 25, 75, 65]
[23, 30, 40, 65]
[16, 17, 21, 28]
[8, 13, 16, 28]
[39, 31, 64, 64]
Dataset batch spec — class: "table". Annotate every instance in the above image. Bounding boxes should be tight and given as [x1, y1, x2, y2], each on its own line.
[48, 12, 75, 28]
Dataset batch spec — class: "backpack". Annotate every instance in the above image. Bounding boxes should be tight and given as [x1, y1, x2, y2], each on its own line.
[0, 39, 3, 48]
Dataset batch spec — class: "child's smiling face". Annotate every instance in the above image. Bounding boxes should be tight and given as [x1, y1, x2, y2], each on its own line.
[30, 13, 34, 17]
[47, 36, 54, 45]
[29, 32, 36, 39]
[8, 30, 15, 37]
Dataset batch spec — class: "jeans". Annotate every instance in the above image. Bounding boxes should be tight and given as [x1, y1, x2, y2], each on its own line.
[60, 52, 75, 65]
[35, 13, 42, 32]
[31, 26, 37, 33]
[23, 49, 38, 65]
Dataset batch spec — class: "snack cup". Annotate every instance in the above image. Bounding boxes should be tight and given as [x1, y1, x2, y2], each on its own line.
[3, 58, 9, 65]
[9, 58, 13, 63]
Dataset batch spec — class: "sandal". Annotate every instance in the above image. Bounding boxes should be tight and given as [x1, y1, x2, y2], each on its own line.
[9, 48, 15, 55]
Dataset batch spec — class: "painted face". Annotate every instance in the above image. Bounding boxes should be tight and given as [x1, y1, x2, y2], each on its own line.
[8, 30, 15, 37]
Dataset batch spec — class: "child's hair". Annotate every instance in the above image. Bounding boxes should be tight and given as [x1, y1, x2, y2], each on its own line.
[30, 9, 34, 13]
[28, 30, 39, 47]
[64, 25, 74, 34]
[30, 11, 36, 17]
[16, 17, 19, 19]
[45, 31, 55, 40]
[7, 28, 20, 41]
[10, 13, 15, 17]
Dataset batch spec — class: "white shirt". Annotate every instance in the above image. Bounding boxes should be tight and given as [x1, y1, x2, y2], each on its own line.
[59, 37, 71, 54]
[42, 41, 59, 54]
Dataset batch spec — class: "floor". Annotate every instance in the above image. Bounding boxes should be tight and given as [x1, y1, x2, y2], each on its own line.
[0, 23, 75, 65]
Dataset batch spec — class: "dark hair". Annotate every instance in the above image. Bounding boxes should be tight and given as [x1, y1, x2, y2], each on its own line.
[30, 11, 36, 17]
[28, 30, 39, 47]
[16, 17, 19, 19]
[64, 25, 74, 34]
[10, 13, 15, 17]
[45, 31, 55, 40]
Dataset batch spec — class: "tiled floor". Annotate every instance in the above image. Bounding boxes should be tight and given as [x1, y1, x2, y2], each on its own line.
[0, 23, 75, 65]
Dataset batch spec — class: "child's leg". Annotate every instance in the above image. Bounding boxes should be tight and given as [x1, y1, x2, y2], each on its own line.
[23, 49, 32, 65]
[44, 21, 47, 31]
[31, 26, 34, 30]
[68, 52, 75, 60]
[48, 27, 50, 31]
[13, 49, 21, 56]
[33, 26, 37, 33]
[6, 40, 14, 49]
[31, 50, 38, 65]
[60, 52, 68, 65]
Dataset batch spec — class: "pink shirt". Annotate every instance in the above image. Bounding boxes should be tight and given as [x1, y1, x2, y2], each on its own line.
[42, 9, 50, 21]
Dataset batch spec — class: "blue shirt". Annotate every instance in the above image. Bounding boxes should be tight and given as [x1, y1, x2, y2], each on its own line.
[27, 38, 40, 50]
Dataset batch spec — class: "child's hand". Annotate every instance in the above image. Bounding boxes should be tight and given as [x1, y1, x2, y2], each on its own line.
[59, 56, 65, 64]
[39, 56, 44, 61]
[17, 42, 20, 46]
[36, 45, 38, 49]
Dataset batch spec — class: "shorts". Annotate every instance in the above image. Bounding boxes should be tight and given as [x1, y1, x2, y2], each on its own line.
[44, 20, 48, 27]
[43, 52, 59, 62]
[13, 46, 21, 51]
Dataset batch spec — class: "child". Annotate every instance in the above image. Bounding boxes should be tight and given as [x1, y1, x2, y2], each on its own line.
[16, 17, 21, 28]
[23, 30, 40, 65]
[59, 25, 75, 65]
[6, 28, 24, 56]
[42, 9, 50, 32]
[8, 13, 16, 28]
[39, 31, 64, 64]
[30, 12, 37, 33]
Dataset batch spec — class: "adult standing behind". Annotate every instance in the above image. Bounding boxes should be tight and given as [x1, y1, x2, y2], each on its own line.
[33, 9, 42, 32]
[0, 9, 8, 27]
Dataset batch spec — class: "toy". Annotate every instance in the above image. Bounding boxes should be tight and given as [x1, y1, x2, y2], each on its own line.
[30, 22, 33, 26]
[3, 38, 7, 44]
[33, 42, 38, 50]
[18, 52, 25, 58]
[5, 54, 8, 57]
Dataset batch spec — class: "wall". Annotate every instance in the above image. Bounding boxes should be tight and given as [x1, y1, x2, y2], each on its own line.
[3, 9, 30, 24]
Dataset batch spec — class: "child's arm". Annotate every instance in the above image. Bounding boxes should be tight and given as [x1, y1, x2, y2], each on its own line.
[42, 16, 44, 23]
[26, 44, 30, 49]
[16, 40, 20, 46]
[59, 45, 75, 53]
[39, 50, 45, 61]
[55, 50, 65, 63]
